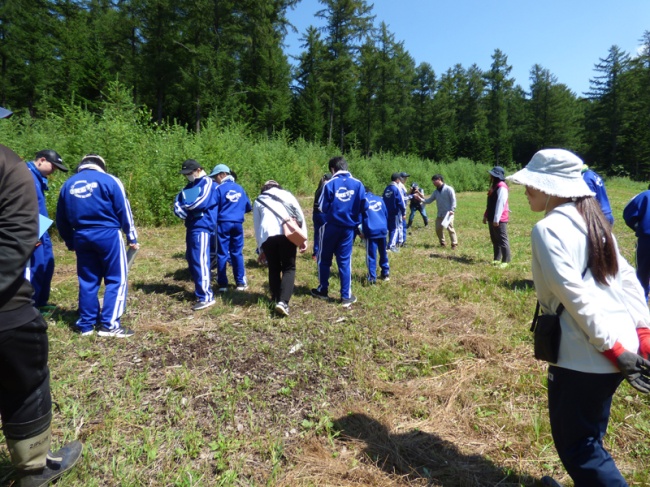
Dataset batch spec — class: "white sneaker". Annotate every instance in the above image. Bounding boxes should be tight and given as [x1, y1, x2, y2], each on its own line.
[192, 299, 216, 311]
[274, 301, 289, 316]
[97, 327, 134, 338]
[236, 284, 249, 291]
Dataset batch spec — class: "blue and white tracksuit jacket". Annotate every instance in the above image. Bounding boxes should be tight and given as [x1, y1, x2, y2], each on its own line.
[382, 182, 406, 249]
[213, 176, 252, 287]
[174, 176, 218, 302]
[25, 161, 54, 307]
[362, 193, 389, 282]
[623, 189, 650, 299]
[56, 164, 138, 332]
[316, 171, 368, 299]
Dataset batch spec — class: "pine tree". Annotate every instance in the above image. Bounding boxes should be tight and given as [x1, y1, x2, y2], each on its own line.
[483, 49, 515, 165]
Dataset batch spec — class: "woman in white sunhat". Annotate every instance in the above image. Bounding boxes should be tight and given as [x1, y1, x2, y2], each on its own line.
[508, 148, 650, 487]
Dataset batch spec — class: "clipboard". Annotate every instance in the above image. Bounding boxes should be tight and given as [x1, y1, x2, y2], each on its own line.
[182, 185, 201, 204]
[440, 211, 452, 229]
[126, 247, 139, 271]
[38, 215, 53, 239]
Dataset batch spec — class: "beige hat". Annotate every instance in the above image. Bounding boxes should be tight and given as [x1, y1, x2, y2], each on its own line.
[507, 149, 595, 198]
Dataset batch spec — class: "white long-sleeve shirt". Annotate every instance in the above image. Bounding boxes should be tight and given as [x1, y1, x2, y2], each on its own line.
[253, 187, 307, 252]
[531, 203, 649, 373]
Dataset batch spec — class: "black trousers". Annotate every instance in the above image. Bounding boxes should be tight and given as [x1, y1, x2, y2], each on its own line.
[0, 315, 52, 438]
[262, 235, 297, 304]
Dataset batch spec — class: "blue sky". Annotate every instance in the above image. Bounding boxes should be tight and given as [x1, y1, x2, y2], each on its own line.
[284, 0, 650, 97]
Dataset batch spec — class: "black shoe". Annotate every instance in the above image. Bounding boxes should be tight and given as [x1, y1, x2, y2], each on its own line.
[17, 441, 83, 487]
[381, 274, 390, 282]
[540, 476, 562, 487]
[311, 288, 329, 300]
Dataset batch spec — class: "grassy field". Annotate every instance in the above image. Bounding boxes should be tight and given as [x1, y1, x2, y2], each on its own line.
[3, 177, 650, 486]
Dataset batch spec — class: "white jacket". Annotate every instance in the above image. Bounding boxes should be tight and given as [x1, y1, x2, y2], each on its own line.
[253, 187, 307, 252]
[531, 203, 649, 373]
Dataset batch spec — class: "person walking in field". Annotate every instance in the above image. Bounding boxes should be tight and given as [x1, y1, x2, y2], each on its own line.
[483, 166, 510, 267]
[174, 159, 219, 311]
[24, 149, 69, 310]
[382, 173, 406, 252]
[508, 148, 650, 487]
[360, 191, 390, 284]
[57, 154, 139, 336]
[623, 184, 650, 302]
[209, 164, 252, 292]
[253, 180, 308, 317]
[312, 173, 331, 260]
[423, 174, 458, 249]
[312, 156, 368, 307]
[407, 182, 428, 228]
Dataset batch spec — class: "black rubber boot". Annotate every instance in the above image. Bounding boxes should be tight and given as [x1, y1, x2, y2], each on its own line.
[16, 440, 83, 487]
[539, 476, 562, 487]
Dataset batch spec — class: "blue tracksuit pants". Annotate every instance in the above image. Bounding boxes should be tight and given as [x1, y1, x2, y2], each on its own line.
[187, 230, 213, 302]
[316, 223, 354, 300]
[365, 236, 389, 282]
[636, 235, 650, 300]
[216, 221, 246, 287]
[74, 228, 128, 332]
[387, 215, 403, 249]
[312, 212, 327, 257]
[547, 366, 627, 486]
[26, 232, 55, 307]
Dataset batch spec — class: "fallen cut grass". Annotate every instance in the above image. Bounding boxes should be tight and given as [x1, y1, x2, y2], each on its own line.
[1, 178, 649, 486]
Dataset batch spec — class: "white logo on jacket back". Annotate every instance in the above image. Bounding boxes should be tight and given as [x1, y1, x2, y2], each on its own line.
[226, 189, 242, 202]
[335, 187, 355, 202]
[70, 180, 98, 198]
[368, 200, 383, 212]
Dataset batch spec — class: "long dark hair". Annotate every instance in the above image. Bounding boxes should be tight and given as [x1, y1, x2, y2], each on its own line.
[575, 197, 618, 285]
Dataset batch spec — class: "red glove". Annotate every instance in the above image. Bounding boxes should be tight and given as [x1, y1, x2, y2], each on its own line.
[602, 341, 626, 366]
[637, 328, 650, 360]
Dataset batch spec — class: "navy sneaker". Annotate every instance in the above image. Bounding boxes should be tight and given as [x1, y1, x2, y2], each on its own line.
[311, 288, 329, 300]
[341, 295, 357, 307]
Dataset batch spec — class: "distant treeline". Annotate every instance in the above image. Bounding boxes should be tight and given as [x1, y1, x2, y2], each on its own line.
[2, 1, 650, 178]
[0, 88, 495, 226]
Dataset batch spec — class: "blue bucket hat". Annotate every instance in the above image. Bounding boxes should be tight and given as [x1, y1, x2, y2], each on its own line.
[209, 164, 230, 177]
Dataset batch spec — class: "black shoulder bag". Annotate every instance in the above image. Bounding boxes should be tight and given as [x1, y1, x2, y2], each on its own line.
[530, 301, 564, 363]
[530, 267, 588, 363]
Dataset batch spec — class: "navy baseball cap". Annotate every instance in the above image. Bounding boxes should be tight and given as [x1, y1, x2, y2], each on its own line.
[0, 106, 13, 119]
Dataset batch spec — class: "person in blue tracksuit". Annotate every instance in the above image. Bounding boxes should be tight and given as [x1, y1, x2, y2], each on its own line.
[56, 154, 138, 337]
[174, 159, 219, 310]
[312, 173, 331, 260]
[25, 149, 69, 308]
[383, 173, 406, 252]
[582, 165, 614, 225]
[623, 184, 650, 301]
[312, 156, 368, 306]
[360, 192, 390, 284]
[209, 164, 252, 291]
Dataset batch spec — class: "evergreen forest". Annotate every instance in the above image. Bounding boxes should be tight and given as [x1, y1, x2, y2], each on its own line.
[2, 0, 650, 178]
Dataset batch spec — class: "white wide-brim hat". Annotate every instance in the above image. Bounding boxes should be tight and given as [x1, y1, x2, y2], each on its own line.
[506, 149, 595, 198]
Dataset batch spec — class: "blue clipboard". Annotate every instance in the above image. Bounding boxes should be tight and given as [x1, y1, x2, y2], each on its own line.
[182, 185, 201, 204]
[38, 215, 53, 239]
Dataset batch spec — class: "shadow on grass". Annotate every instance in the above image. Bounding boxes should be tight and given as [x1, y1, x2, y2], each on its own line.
[428, 251, 477, 265]
[166, 268, 192, 282]
[504, 279, 535, 291]
[333, 412, 536, 486]
[133, 282, 193, 302]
